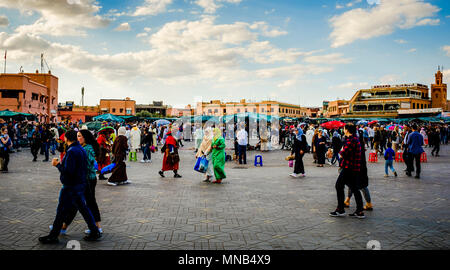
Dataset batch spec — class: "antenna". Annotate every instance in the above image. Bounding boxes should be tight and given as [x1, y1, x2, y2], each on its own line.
[40, 53, 51, 73]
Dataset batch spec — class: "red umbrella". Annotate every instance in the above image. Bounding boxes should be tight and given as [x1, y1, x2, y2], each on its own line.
[320, 120, 345, 130]
[368, 120, 378, 125]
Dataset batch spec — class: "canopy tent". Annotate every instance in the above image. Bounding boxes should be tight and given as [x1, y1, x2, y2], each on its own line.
[119, 115, 138, 122]
[320, 120, 345, 130]
[0, 110, 37, 121]
[84, 121, 103, 131]
[93, 113, 124, 122]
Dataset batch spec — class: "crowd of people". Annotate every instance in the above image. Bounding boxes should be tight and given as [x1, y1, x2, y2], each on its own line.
[0, 118, 448, 241]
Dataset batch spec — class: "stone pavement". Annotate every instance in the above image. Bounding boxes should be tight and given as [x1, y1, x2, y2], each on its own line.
[0, 142, 449, 250]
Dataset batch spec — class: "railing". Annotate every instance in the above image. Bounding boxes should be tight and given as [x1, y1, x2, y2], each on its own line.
[359, 94, 425, 99]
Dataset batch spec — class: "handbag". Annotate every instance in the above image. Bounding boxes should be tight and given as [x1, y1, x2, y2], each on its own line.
[194, 156, 209, 173]
[150, 145, 156, 153]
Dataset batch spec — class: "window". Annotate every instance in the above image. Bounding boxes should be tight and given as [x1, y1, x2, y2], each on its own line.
[271, 108, 274, 112]
[214, 109, 218, 113]
[223, 109, 226, 113]
[120, 108, 124, 113]
[126, 109, 132, 115]
[32, 93, 39, 101]
[112, 108, 116, 113]
[208, 109, 212, 113]
[253, 108, 256, 113]
[421, 104, 423, 109]
[412, 103, 415, 109]
[237, 109, 240, 113]
[261, 108, 265, 112]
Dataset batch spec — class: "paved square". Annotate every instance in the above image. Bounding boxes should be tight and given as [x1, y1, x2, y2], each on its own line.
[0, 142, 449, 250]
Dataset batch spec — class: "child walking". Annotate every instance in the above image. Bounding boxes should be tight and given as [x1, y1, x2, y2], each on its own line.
[384, 142, 397, 177]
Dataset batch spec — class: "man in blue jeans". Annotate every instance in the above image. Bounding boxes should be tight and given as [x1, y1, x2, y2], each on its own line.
[236, 124, 248, 164]
[39, 130, 101, 244]
[406, 124, 424, 179]
[384, 142, 397, 177]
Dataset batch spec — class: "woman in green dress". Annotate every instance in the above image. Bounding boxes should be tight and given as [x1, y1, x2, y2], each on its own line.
[211, 128, 226, 184]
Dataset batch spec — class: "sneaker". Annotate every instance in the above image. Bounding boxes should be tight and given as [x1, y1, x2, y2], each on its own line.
[300, 174, 306, 177]
[38, 235, 59, 244]
[159, 171, 165, 177]
[83, 232, 102, 241]
[289, 173, 298, 178]
[329, 209, 346, 217]
[140, 160, 146, 163]
[49, 225, 67, 235]
[85, 228, 103, 234]
[107, 182, 117, 186]
[122, 180, 131, 184]
[415, 175, 420, 179]
[146, 160, 152, 163]
[384, 174, 389, 178]
[349, 211, 366, 219]
[174, 174, 182, 178]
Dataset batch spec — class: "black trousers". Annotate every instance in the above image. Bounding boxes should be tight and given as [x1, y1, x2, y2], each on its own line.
[431, 144, 440, 156]
[238, 145, 247, 164]
[0, 150, 9, 171]
[31, 145, 40, 161]
[335, 169, 363, 212]
[49, 186, 99, 238]
[407, 153, 421, 176]
[293, 153, 304, 174]
[64, 178, 101, 225]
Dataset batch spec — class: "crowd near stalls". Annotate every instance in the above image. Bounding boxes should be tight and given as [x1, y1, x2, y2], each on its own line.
[0, 113, 449, 242]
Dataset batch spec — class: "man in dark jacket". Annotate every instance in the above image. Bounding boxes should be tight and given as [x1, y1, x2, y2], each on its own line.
[39, 130, 101, 244]
[41, 125, 52, 162]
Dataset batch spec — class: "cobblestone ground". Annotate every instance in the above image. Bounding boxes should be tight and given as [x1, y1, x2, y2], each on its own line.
[0, 141, 449, 250]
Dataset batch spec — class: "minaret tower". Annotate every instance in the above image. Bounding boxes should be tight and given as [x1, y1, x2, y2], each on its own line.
[431, 66, 447, 110]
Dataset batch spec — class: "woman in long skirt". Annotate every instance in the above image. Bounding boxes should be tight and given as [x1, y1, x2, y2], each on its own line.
[159, 130, 181, 178]
[97, 126, 113, 180]
[211, 128, 226, 184]
[195, 127, 214, 182]
[108, 127, 129, 186]
[290, 127, 307, 178]
[315, 130, 327, 167]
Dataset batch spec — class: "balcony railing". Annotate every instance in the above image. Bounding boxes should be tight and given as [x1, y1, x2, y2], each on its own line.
[359, 94, 427, 100]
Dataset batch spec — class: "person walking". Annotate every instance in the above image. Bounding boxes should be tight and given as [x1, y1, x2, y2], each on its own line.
[52, 130, 104, 235]
[236, 124, 248, 165]
[195, 127, 214, 182]
[41, 125, 51, 162]
[159, 129, 182, 178]
[290, 127, 307, 178]
[0, 127, 12, 172]
[38, 130, 101, 244]
[330, 130, 342, 166]
[194, 124, 204, 153]
[108, 127, 130, 186]
[384, 142, 398, 177]
[330, 123, 365, 219]
[211, 128, 226, 184]
[315, 130, 326, 167]
[141, 128, 153, 163]
[406, 124, 424, 179]
[344, 129, 374, 211]
[30, 126, 42, 162]
[96, 125, 113, 180]
[430, 127, 440, 157]
[129, 124, 141, 162]
[368, 126, 374, 150]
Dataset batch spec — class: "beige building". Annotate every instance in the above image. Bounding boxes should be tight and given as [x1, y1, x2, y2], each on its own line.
[99, 97, 136, 116]
[195, 99, 305, 117]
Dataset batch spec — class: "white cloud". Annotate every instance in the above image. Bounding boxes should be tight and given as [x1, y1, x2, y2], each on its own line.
[265, 9, 275, 15]
[407, 48, 417, 53]
[347, 0, 362, 8]
[329, 0, 440, 48]
[133, 0, 173, 16]
[442, 45, 450, 57]
[0, 0, 110, 36]
[395, 39, 408, 44]
[137, 32, 148, 38]
[332, 82, 369, 89]
[250, 22, 288, 37]
[144, 27, 152, 32]
[115, 22, 131, 31]
[336, 4, 345, 9]
[304, 53, 352, 64]
[0, 15, 9, 27]
[195, 0, 242, 14]
[367, 0, 381, 4]
[443, 69, 450, 78]
[379, 74, 401, 83]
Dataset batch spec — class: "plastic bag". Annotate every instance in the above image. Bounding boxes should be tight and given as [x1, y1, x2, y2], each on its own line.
[101, 162, 116, 175]
[194, 156, 209, 173]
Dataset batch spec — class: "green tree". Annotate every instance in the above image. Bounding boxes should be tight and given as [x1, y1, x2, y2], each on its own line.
[136, 110, 152, 118]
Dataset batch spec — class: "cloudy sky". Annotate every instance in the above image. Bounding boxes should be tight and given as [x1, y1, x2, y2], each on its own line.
[0, 0, 449, 108]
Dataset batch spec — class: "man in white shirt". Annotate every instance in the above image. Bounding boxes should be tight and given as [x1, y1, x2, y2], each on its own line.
[368, 126, 375, 149]
[236, 124, 248, 164]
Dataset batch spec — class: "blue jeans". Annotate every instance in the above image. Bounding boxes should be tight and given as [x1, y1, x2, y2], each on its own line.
[331, 152, 340, 165]
[385, 160, 396, 175]
[42, 142, 49, 160]
[143, 144, 151, 161]
[50, 139, 57, 154]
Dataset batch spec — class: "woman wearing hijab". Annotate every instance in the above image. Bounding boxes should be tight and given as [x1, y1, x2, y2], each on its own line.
[108, 127, 130, 186]
[159, 129, 182, 178]
[195, 127, 214, 182]
[290, 127, 307, 178]
[211, 128, 226, 184]
[315, 130, 327, 167]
